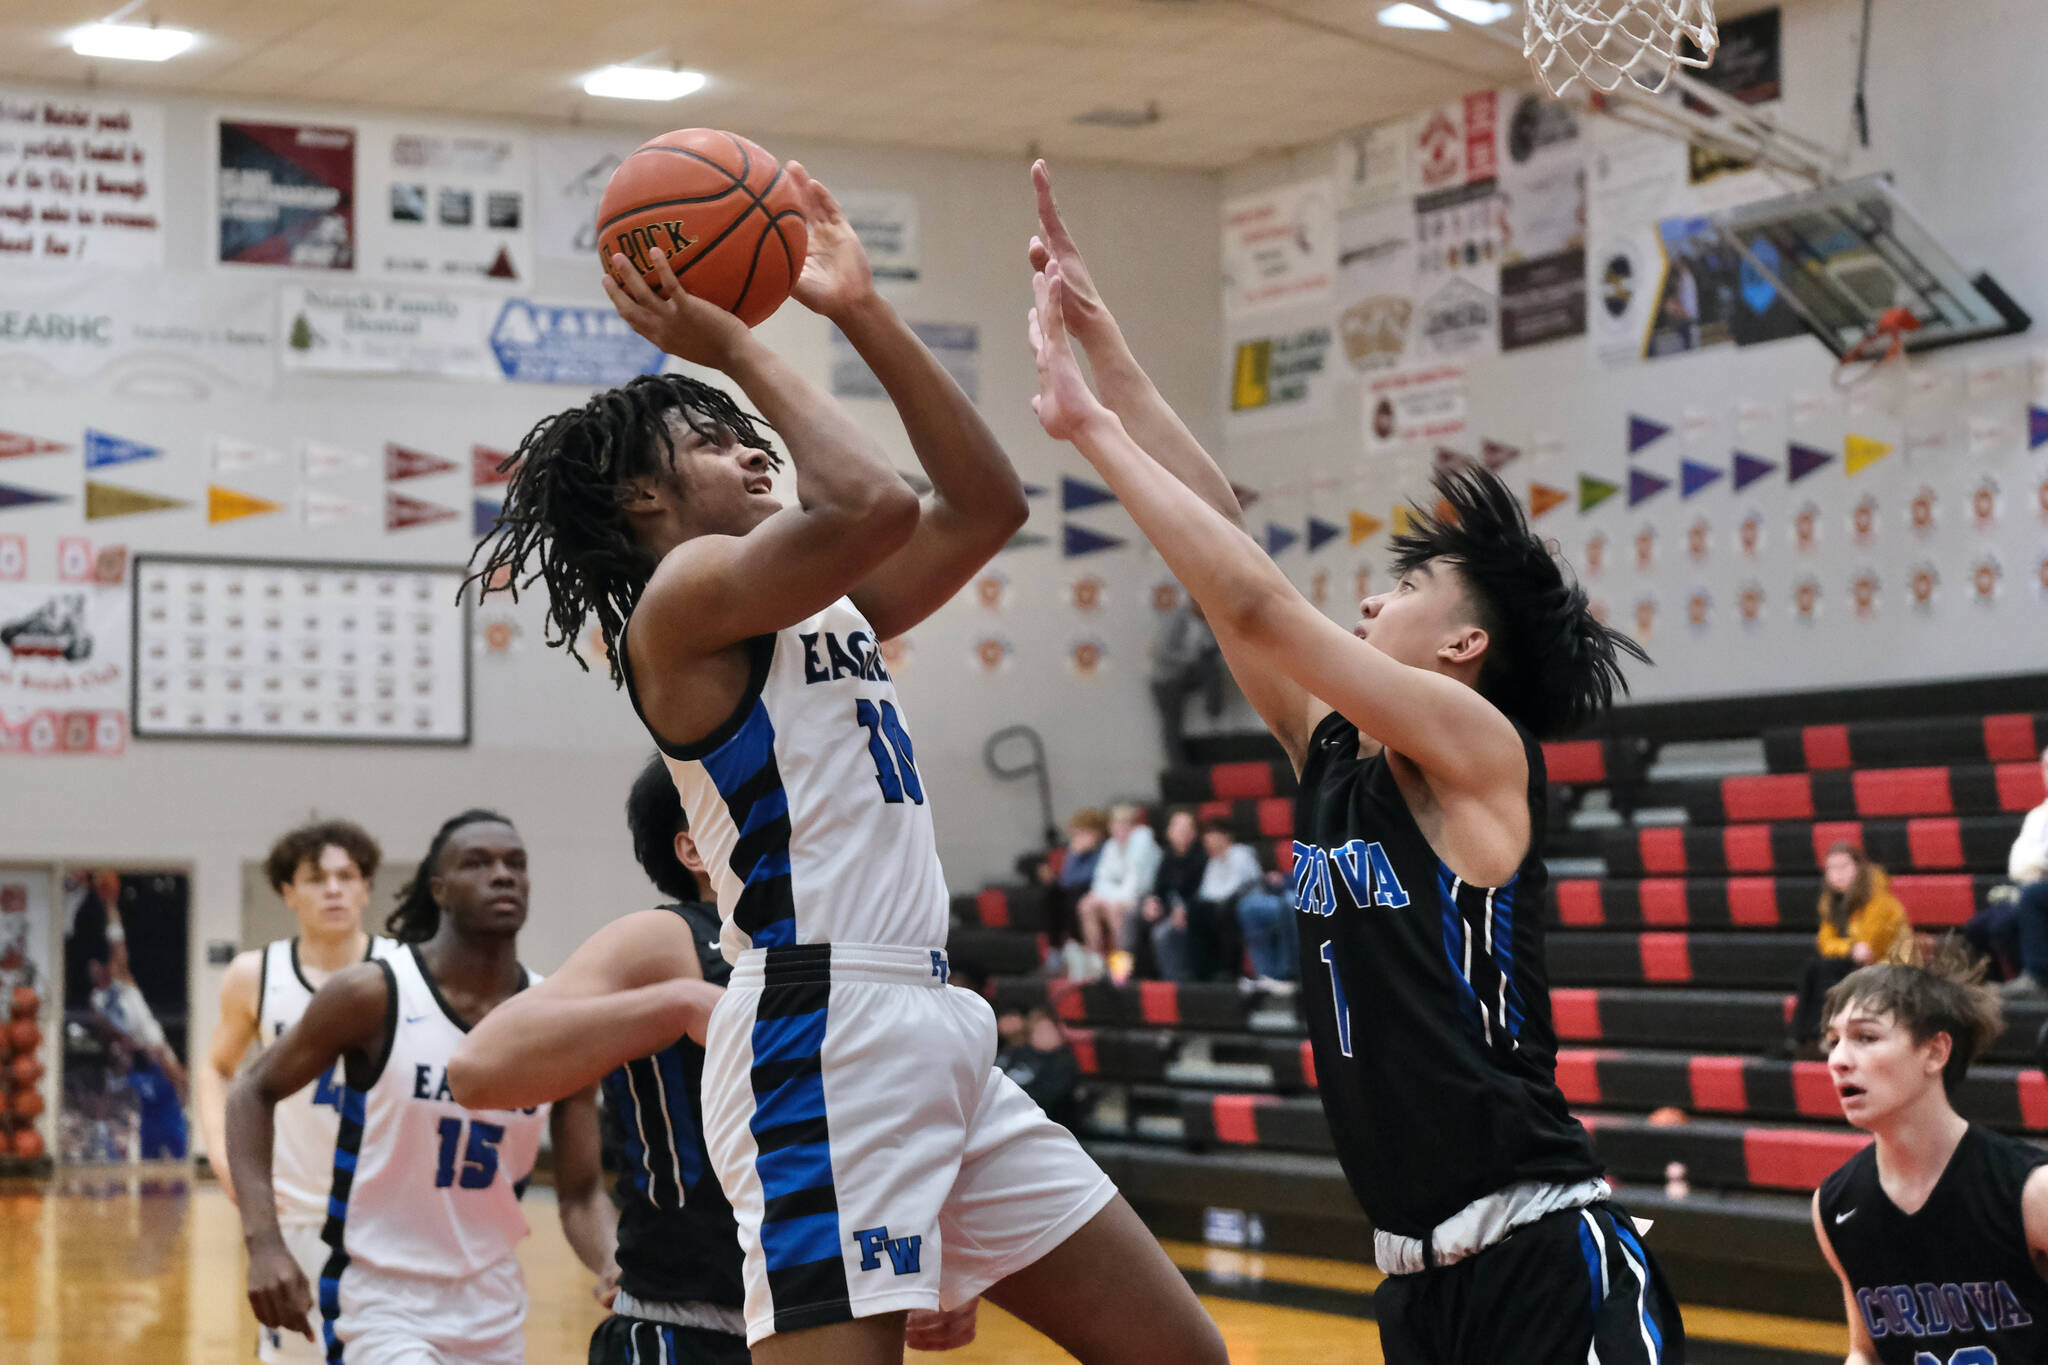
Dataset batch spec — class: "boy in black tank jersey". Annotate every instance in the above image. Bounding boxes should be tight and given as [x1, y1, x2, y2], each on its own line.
[1815, 949, 2048, 1364]
[1024, 160, 1682, 1363]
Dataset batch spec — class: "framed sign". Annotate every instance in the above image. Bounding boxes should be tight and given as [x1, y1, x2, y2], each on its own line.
[131, 554, 471, 745]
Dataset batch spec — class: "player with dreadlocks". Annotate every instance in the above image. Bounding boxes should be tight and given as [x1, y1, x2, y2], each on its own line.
[227, 809, 616, 1365]
[468, 162, 1226, 1365]
[1025, 160, 1677, 1365]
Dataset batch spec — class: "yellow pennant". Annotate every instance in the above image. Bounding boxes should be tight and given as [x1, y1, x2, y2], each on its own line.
[1349, 510, 1385, 545]
[208, 484, 286, 524]
[1845, 433, 1892, 475]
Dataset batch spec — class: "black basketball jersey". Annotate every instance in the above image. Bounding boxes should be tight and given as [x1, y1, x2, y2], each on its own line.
[602, 902, 745, 1309]
[1818, 1124, 2048, 1362]
[1292, 709, 1602, 1239]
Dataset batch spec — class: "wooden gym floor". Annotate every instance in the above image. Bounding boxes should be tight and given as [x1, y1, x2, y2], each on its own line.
[1, 1171, 1847, 1363]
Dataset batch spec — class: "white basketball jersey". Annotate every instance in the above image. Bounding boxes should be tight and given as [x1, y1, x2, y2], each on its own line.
[323, 945, 548, 1280]
[255, 935, 398, 1222]
[638, 597, 951, 962]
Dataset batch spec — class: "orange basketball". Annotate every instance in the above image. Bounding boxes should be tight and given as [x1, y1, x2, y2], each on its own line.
[10, 1088, 41, 1118]
[9, 985, 35, 1018]
[10, 1054, 41, 1085]
[7, 1020, 37, 1052]
[10, 1126, 42, 1160]
[595, 129, 808, 329]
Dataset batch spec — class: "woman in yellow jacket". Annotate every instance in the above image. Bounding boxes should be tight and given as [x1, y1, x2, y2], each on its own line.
[1785, 841, 1914, 1054]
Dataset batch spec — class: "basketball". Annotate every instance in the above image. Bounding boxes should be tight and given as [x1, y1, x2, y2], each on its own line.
[9, 986, 34, 1019]
[10, 1089, 40, 1119]
[10, 1055, 40, 1085]
[7, 1020, 36, 1053]
[9, 1127, 41, 1161]
[595, 129, 808, 329]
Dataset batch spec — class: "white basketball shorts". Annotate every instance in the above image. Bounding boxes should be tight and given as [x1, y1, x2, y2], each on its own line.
[701, 943, 1116, 1346]
[319, 1253, 525, 1365]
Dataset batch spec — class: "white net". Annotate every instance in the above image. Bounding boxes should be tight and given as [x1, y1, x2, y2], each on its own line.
[1524, 0, 1718, 97]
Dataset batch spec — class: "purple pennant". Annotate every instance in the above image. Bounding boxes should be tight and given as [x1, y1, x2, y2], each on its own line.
[1628, 414, 1671, 454]
[1264, 522, 1300, 555]
[1787, 442, 1833, 482]
[1062, 522, 1125, 557]
[0, 481, 66, 510]
[1732, 451, 1777, 490]
[1061, 476, 1117, 512]
[1305, 517, 1341, 553]
[1628, 467, 1671, 506]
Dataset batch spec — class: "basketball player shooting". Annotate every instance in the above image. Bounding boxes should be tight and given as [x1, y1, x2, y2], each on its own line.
[1026, 161, 1683, 1364]
[468, 163, 1225, 1365]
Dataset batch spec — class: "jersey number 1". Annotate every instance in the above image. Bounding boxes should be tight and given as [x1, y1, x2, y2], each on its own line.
[433, 1117, 505, 1189]
[855, 699, 924, 805]
[1319, 941, 1353, 1059]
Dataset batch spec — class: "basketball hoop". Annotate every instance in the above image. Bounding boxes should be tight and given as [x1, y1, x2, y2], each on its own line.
[1833, 306, 1922, 390]
[1524, 0, 1718, 97]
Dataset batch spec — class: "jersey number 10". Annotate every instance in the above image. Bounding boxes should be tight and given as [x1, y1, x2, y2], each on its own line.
[855, 699, 924, 805]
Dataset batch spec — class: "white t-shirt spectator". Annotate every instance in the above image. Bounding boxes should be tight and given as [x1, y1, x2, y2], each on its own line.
[1091, 825, 1162, 906]
[2012, 803, 2048, 884]
[1198, 843, 1264, 904]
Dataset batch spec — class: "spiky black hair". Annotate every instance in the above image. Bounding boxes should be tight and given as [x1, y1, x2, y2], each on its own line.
[1388, 465, 1648, 739]
[464, 373, 781, 687]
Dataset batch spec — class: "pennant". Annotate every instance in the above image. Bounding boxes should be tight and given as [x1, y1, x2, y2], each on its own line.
[472, 446, 519, 487]
[1680, 460, 1723, 498]
[1434, 447, 1475, 475]
[303, 490, 369, 528]
[1732, 451, 1777, 491]
[1061, 476, 1117, 512]
[1628, 468, 1671, 507]
[303, 440, 373, 479]
[385, 491, 459, 532]
[1391, 505, 1417, 536]
[85, 480, 187, 521]
[1305, 517, 1341, 553]
[1578, 475, 1620, 513]
[1062, 523, 1124, 557]
[1627, 414, 1670, 454]
[0, 430, 66, 460]
[83, 428, 162, 470]
[1230, 481, 1262, 510]
[2030, 405, 2048, 452]
[1845, 433, 1891, 475]
[385, 443, 459, 482]
[1348, 510, 1385, 544]
[473, 497, 505, 538]
[1265, 522, 1300, 555]
[212, 437, 283, 475]
[1001, 530, 1050, 553]
[208, 485, 285, 525]
[1020, 482, 1049, 500]
[1481, 439, 1520, 471]
[1788, 442, 1833, 482]
[0, 482, 66, 511]
[1528, 482, 1570, 518]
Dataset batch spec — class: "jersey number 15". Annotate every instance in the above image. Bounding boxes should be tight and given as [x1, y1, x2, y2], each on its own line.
[433, 1117, 506, 1190]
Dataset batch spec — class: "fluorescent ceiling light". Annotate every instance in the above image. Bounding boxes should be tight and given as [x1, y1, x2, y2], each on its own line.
[1434, 0, 1514, 22]
[582, 66, 706, 101]
[70, 22, 196, 62]
[1377, 3, 1450, 30]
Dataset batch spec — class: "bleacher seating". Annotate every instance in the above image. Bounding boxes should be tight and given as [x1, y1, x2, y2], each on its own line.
[948, 697, 2048, 1316]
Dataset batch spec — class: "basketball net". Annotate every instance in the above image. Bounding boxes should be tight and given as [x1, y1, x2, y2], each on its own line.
[1833, 306, 1922, 390]
[1524, 0, 1718, 97]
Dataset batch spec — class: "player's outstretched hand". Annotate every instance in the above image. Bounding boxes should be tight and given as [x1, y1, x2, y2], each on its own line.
[906, 1297, 979, 1351]
[246, 1234, 316, 1341]
[785, 161, 875, 321]
[1029, 160, 1119, 351]
[1029, 262, 1111, 445]
[603, 248, 754, 372]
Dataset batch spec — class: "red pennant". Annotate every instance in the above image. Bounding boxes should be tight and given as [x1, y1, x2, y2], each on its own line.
[472, 445, 519, 487]
[385, 491, 459, 532]
[0, 430, 67, 459]
[1482, 439, 1521, 471]
[385, 443, 459, 482]
[1528, 482, 1570, 518]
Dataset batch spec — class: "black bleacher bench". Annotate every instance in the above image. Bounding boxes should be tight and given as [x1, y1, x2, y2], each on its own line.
[1668, 762, 2046, 824]
[1548, 873, 1998, 930]
[1547, 931, 1813, 989]
[1601, 815, 2024, 877]
[1067, 1026, 1316, 1092]
[1047, 978, 1252, 1032]
[1161, 737, 1648, 805]
[1764, 712, 2046, 774]
[946, 926, 1043, 978]
[950, 884, 1052, 933]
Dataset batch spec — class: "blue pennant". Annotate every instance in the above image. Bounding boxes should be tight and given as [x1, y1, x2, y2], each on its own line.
[1305, 516, 1341, 553]
[2029, 406, 2048, 451]
[1060, 475, 1117, 512]
[1062, 522, 1125, 557]
[1627, 414, 1671, 455]
[1264, 522, 1300, 555]
[84, 428, 162, 470]
[1680, 459, 1723, 497]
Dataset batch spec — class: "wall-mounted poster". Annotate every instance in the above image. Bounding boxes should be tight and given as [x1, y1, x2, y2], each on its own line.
[217, 120, 355, 270]
[1335, 204, 1416, 373]
[278, 282, 498, 381]
[837, 191, 921, 285]
[535, 132, 637, 263]
[0, 581, 129, 755]
[0, 271, 276, 397]
[59, 866, 189, 1163]
[0, 87, 165, 267]
[1497, 93, 1587, 350]
[360, 128, 533, 284]
[132, 555, 470, 745]
[1223, 179, 1336, 317]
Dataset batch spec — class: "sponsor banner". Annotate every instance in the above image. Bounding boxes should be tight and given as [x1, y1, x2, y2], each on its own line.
[832, 322, 977, 402]
[217, 120, 356, 269]
[838, 190, 921, 285]
[1498, 93, 1586, 350]
[1589, 227, 1662, 367]
[1335, 203, 1415, 373]
[1227, 322, 1336, 435]
[1337, 118, 1416, 211]
[1363, 363, 1467, 458]
[535, 132, 639, 263]
[0, 269, 277, 395]
[1415, 91, 1499, 198]
[1223, 179, 1337, 317]
[0, 582, 129, 730]
[1501, 249, 1586, 351]
[0, 87, 166, 267]
[489, 297, 661, 385]
[360, 126, 533, 284]
[279, 282, 498, 381]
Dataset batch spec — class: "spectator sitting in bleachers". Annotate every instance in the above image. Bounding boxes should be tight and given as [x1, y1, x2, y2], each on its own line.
[1977, 746, 2048, 1000]
[1076, 803, 1162, 984]
[996, 1004, 1081, 1129]
[1039, 806, 1109, 974]
[1784, 842, 1914, 1055]
[1139, 808, 1207, 982]
[1234, 848, 1299, 992]
[1189, 819, 1263, 983]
